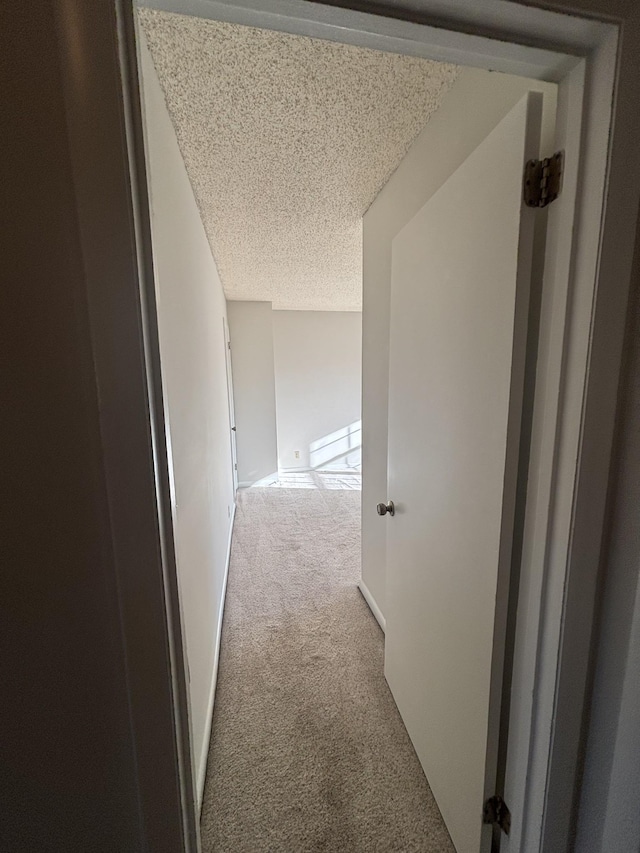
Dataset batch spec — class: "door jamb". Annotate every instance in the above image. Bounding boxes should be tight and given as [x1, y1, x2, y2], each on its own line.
[117, 4, 201, 850]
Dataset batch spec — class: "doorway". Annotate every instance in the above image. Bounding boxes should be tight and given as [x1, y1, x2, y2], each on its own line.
[136, 11, 554, 848]
[105, 1, 624, 852]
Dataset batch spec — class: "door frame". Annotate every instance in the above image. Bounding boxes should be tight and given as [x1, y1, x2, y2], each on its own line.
[54, 0, 640, 850]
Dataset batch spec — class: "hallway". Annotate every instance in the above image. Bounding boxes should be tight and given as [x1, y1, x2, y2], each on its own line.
[201, 488, 453, 852]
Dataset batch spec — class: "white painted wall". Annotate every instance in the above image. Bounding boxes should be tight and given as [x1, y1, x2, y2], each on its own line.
[273, 311, 362, 471]
[361, 66, 557, 621]
[226, 301, 279, 486]
[139, 34, 235, 803]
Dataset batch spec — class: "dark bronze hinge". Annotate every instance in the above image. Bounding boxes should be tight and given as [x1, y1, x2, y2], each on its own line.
[523, 150, 564, 208]
[483, 795, 511, 835]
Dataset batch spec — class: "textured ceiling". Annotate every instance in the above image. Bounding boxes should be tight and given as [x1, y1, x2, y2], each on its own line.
[139, 10, 459, 310]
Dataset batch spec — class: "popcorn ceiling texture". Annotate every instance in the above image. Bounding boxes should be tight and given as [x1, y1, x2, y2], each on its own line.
[139, 10, 459, 311]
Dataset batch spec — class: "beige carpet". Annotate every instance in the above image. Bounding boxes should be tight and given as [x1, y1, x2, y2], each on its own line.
[201, 487, 454, 852]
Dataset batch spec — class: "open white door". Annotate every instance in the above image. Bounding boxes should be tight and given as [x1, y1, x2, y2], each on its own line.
[383, 94, 543, 853]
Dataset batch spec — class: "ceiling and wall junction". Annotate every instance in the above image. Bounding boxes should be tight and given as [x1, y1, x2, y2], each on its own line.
[139, 9, 459, 310]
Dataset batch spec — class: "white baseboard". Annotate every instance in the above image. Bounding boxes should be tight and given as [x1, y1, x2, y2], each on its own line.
[358, 579, 386, 633]
[197, 501, 236, 811]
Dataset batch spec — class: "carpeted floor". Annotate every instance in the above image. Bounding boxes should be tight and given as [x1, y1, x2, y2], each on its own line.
[201, 487, 454, 852]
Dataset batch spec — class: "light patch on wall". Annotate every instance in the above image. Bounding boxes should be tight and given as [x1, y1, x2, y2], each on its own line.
[138, 9, 459, 311]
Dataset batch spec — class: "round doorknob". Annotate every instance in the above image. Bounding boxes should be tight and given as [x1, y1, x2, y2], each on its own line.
[377, 500, 395, 517]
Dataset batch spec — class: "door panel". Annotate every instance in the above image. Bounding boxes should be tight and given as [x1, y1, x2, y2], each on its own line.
[384, 94, 542, 853]
[223, 317, 238, 494]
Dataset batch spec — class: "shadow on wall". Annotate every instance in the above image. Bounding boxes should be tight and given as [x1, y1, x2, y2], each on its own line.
[310, 420, 361, 471]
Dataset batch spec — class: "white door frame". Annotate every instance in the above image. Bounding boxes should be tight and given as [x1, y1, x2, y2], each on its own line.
[54, 0, 640, 849]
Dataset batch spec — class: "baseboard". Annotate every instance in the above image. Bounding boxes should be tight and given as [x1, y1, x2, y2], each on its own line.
[197, 501, 236, 811]
[358, 579, 386, 633]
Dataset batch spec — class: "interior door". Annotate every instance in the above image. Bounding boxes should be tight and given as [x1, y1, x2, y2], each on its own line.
[384, 94, 543, 853]
[223, 317, 238, 494]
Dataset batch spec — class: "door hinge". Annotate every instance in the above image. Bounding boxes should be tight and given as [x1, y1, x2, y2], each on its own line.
[483, 795, 511, 835]
[523, 150, 564, 208]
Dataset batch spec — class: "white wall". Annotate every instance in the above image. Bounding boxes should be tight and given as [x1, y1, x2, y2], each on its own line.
[273, 311, 362, 471]
[361, 66, 557, 620]
[226, 301, 279, 486]
[139, 33, 235, 804]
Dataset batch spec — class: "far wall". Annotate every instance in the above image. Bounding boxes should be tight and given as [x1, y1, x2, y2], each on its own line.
[273, 311, 362, 471]
[227, 306, 362, 483]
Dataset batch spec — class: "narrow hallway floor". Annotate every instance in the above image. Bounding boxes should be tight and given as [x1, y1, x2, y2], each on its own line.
[201, 488, 454, 852]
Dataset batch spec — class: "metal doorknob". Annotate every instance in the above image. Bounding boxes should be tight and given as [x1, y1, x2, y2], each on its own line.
[377, 500, 395, 517]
